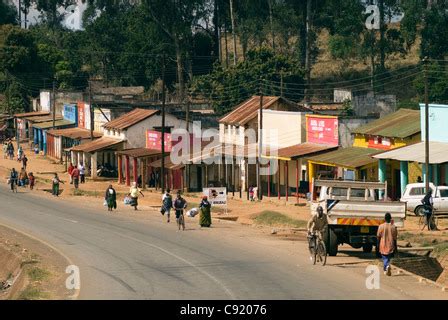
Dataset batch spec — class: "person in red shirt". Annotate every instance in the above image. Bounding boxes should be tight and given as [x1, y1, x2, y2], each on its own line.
[377, 213, 398, 276]
[68, 163, 75, 184]
[71, 166, 80, 189]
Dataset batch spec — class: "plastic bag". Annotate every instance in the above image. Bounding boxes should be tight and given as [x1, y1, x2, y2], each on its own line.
[124, 196, 132, 205]
[187, 208, 199, 218]
[103, 200, 108, 207]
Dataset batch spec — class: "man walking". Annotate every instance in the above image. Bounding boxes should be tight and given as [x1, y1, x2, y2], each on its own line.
[377, 213, 398, 276]
[79, 162, 86, 184]
[71, 166, 80, 189]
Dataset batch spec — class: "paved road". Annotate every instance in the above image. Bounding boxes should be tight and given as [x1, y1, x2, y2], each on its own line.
[0, 185, 445, 300]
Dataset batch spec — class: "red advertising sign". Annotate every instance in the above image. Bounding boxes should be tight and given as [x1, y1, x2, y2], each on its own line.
[368, 136, 392, 150]
[77, 101, 85, 129]
[306, 115, 339, 146]
[146, 130, 172, 152]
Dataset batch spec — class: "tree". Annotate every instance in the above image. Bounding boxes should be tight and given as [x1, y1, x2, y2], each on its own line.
[0, 0, 17, 25]
[190, 47, 304, 115]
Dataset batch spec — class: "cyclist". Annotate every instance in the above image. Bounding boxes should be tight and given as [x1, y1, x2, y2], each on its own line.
[307, 206, 328, 247]
[173, 190, 187, 231]
[9, 168, 18, 192]
[421, 191, 436, 231]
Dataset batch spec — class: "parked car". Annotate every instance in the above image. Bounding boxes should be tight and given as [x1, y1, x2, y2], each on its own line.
[400, 183, 448, 216]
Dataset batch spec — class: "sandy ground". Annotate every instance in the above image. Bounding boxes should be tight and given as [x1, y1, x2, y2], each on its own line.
[0, 224, 73, 300]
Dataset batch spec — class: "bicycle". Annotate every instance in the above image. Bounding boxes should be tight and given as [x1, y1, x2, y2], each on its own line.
[308, 231, 327, 266]
[418, 207, 438, 231]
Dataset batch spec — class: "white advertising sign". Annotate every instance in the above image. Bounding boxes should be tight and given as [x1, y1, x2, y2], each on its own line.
[203, 188, 227, 206]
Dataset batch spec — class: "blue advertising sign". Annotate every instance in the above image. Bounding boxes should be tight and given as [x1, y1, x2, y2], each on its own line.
[63, 104, 78, 125]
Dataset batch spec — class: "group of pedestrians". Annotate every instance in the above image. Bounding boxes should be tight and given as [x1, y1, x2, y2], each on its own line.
[160, 189, 212, 230]
[67, 162, 86, 189]
[4, 141, 34, 192]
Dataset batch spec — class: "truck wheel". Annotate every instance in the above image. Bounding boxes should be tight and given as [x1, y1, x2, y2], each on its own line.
[327, 228, 338, 256]
[414, 206, 425, 216]
[362, 244, 373, 253]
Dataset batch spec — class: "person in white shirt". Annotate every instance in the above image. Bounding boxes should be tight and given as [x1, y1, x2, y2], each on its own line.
[79, 162, 86, 184]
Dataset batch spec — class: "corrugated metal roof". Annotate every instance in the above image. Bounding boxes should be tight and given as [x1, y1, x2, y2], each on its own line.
[373, 141, 448, 164]
[70, 137, 124, 153]
[189, 143, 259, 163]
[307, 147, 378, 169]
[47, 128, 102, 140]
[25, 115, 63, 123]
[351, 109, 420, 138]
[103, 108, 159, 130]
[265, 143, 338, 160]
[219, 96, 308, 126]
[149, 156, 184, 170]
[14, 111, 50, 118]
[33, 119, 74, 130]
[117, 148, 162, 158]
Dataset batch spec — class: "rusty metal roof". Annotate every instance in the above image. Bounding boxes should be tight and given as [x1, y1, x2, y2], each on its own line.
[219, 96, 308, 126]
[307, 147, 378, 169]
[264, 143, 339, 160]
[351, 109, 420, 138]
[15, 111, 50, 118]
[33, 119, 75, 130]
[25, 115, 63, 123]
[47, 128, 102, 140]
[117, 148, 162, 158]
[148, 156, 184, 170]
[70, 137, 124, 153]
[103, 108, 159, 130]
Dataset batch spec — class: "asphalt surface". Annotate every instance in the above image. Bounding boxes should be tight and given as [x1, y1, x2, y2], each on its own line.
[0, 184, 446, 300]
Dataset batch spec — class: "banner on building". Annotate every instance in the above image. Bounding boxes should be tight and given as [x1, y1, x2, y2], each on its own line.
[63, 104, 78, 125]
[40, 91, 51, 112]
[77, 101, 85, 128]
[84, 103, 91, 130]
[306, 115, 339, 146]
[146, 130, 172, 152]
[203, 188, 227, 207]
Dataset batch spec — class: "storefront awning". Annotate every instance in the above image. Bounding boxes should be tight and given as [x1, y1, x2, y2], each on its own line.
[262, 143, 338, 161]
[32, 119, 75, 130]
[116, 148, 162, 158]
[149, 155, 184, 170]
[70, 137, 124, 153]
[47, 128, 102, 140]
[307, 147, 378, 169]
[14, 111, 49, 118]
[373, 141, 448, 164]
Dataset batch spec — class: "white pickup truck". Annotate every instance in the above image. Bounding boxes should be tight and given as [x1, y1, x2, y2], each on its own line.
[400, 183, 448, 216]
[310, 179, 406, 257]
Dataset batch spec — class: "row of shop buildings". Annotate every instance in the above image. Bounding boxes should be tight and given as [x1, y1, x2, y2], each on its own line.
[12, 89, 448, 199]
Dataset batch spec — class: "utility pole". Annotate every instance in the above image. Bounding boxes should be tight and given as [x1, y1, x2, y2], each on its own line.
[161, 54, 166, 194]
[257, 78, 263, 201]
[304, 0, 312, 104]
[229, 0, 237, 65]
[52, 80, 56, 129]
[185, 98, 190, 192]
[89, 80, 94, 140]
[424, 57, 430, 193]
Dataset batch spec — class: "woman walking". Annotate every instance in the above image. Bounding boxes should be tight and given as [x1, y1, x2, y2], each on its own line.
[199, 196, 212, 228]
[105, 184, 117, 212]
[129, 182, 144, 210]
[52, 173, 63, 197]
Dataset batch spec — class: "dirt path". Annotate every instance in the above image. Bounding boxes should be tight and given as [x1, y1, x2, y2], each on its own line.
[0, 224, 75, 300]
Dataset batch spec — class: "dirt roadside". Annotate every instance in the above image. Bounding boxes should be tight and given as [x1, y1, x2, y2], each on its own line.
[0, 224, 75, 300]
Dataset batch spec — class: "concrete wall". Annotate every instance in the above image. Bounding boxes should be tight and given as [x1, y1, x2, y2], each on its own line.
[262, 110, 307, 148]
[338, 117, 378, 148]
[420, 103, 448, 143]
[104, 113, 188, 149]
[352, 92, 396, 117]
